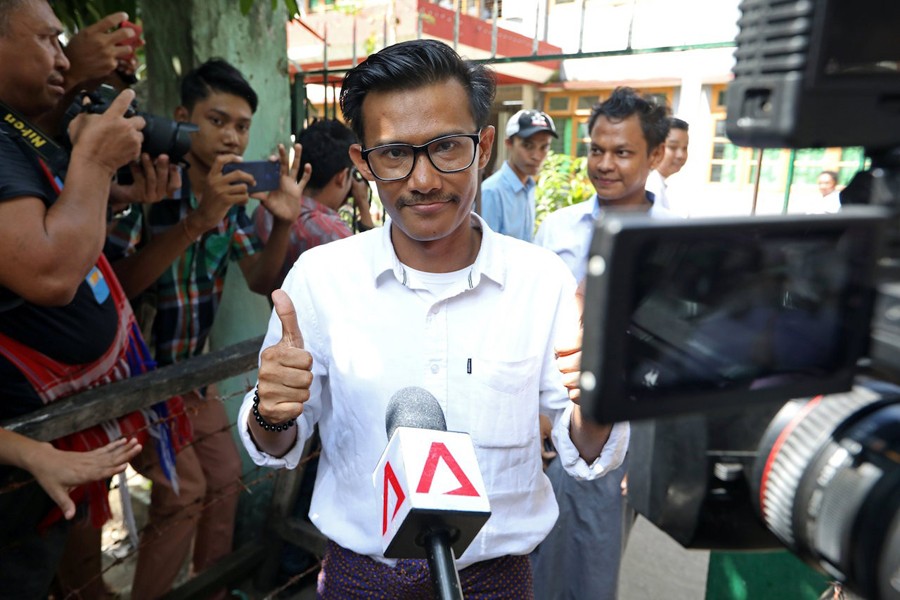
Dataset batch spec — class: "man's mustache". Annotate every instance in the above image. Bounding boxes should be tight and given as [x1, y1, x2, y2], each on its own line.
[397, 193, 458, 208]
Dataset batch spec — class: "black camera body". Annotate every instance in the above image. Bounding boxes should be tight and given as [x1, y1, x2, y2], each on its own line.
[579, 1, 900, 597]
[64, 84, 197, 165]
[580, 213, 900, 600]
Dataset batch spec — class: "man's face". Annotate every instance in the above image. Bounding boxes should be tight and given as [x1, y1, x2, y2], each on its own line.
[657, 128, 689, 178]
[0, 0, 69, 118]
[506, 131, 553, 180]
[349, 78, 494, 245]
[587, 113, 663, 208]
[817, 173, 837, 197]
[175, 91, 253, 172]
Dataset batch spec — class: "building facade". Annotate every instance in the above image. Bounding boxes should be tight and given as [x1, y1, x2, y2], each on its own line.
[287, 0, 866, 216]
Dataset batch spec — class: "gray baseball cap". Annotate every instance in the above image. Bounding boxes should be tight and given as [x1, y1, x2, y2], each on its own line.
[505, 109, 558, 139]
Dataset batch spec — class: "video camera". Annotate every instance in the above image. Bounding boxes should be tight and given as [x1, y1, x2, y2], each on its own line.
[579, 1, 900, 598]
[63, 84, 197, 166]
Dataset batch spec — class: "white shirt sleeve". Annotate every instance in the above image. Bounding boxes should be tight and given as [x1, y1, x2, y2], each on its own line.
[238, 388, 312, 469]
[551, 408, 630, 480]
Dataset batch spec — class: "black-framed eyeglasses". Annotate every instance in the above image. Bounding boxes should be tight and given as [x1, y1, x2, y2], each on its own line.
[360, 130, 482, 182]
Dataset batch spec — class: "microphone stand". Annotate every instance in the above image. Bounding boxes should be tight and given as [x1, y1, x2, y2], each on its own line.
[423, 528, 464, 600]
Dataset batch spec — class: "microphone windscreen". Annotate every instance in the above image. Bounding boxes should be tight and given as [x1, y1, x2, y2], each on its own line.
[385, 386, 447, 438]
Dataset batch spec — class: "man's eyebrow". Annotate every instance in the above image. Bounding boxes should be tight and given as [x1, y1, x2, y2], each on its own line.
[206, 108, 251, 122]
[369, 130, 472, 147]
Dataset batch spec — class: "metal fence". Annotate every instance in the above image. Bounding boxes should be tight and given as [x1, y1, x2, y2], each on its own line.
[0, 336, 325, 599]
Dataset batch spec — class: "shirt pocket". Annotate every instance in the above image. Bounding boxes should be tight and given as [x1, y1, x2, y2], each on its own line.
[463, 355, 540, 449]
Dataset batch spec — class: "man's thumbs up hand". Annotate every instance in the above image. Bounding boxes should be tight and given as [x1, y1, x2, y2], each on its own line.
[273, 288, 304, 349]
[256, 290, 313, 429]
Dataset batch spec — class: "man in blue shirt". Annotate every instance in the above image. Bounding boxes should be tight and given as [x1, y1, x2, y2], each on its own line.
[480, 109, 557, 241]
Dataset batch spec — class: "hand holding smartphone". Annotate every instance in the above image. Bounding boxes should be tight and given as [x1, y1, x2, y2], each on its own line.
[116, 20, 144, 61]
[222, 160, 281, 194]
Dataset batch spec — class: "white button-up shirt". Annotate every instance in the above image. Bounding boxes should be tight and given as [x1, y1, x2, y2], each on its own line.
[239, 214, 628, 568]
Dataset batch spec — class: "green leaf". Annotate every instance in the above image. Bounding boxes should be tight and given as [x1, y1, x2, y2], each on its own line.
[534, 151, 592, 230]
[283, 0, 300, 17]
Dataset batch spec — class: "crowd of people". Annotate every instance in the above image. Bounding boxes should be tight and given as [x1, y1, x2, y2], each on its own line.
[0, 1, 848, 598]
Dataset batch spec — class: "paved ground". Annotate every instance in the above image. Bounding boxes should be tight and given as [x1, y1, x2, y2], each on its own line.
[618, 516, 709, 600]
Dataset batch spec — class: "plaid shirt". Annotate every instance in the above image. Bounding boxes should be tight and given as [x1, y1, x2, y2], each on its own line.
[252, 196, 352, 288]
[105, 180, 262, 366]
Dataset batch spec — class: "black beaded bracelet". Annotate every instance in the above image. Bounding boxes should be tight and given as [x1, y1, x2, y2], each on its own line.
[252, 390, 296, 432]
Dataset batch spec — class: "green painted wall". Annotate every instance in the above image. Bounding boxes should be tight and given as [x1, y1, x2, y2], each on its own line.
[140, 0, 292, 546]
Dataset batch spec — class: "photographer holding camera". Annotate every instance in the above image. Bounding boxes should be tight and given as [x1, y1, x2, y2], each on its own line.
[0, 0, 166, 596]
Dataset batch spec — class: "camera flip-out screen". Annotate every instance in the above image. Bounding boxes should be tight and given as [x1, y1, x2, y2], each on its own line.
[580, 208, 889, 424]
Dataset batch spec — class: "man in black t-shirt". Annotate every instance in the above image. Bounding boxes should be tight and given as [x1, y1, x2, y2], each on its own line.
[0, 1, 149, 595]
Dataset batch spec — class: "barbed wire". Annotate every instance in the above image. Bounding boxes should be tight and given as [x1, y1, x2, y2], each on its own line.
[263, 561, 322, 600]
[0, 383, 253, 497]
[3, 379, 325, 599]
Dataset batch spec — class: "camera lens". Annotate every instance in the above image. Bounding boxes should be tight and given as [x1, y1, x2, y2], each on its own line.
[753, 385, 900, 599]
[140, 113, 198, 164]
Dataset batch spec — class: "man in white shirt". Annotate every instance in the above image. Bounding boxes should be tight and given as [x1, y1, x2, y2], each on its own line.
[645, 117, 689, 214]
[814, 170, 842, 214]
[480, 109, 557, 241]
[239, 39, 627, 598]
[533, 87, 672, 600]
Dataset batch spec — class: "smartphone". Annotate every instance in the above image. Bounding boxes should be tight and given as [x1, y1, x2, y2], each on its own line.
[222, 160, 280, 194]
[117, 20, 144, 50]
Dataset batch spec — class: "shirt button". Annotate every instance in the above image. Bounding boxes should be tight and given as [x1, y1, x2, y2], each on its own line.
[430, 364, 439, 374]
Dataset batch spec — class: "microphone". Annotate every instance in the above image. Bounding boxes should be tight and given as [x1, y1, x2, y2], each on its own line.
[374, 387, 491, 600]
[385, 385, 447, 438]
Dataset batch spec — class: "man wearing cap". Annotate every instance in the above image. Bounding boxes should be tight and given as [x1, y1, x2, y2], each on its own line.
[480, 109, 557, 241]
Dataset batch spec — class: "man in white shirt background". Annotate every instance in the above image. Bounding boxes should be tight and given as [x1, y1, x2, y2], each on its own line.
[480, 109, 557, 241]
[645, 117, 689, 215]
[814, 169, 842, 214]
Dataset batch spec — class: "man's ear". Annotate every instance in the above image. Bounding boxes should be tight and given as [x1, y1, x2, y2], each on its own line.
[332, 167, 350, 189]
[648, 143, 665, 171]
[173, 105, 189, 122]
[477, 126, 496, 169]
[349, 144, 375, 181]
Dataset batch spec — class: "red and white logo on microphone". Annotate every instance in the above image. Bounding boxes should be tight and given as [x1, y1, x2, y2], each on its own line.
[375, 428, 491, 554]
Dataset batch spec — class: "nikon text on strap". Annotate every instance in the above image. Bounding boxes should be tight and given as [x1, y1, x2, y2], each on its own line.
[0, 100, 69, 176]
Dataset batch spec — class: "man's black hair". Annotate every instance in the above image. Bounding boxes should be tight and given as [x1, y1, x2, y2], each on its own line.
[670, 117, 690, 132]
[339, 39, 496, 145]
[588, 87, 670, 153]
[298, 119, 357, 190]
[180, 58, 258, 113]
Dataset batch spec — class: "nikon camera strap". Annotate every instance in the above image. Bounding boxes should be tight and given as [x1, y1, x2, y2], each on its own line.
[0, 101, 70, 312]
[0, 100, 69, 176]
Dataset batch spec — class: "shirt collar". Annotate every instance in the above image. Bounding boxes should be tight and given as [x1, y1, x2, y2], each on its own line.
[591, 190, 656, 219]
[371, 212, 505, 291]
[500, 161, 535, 192]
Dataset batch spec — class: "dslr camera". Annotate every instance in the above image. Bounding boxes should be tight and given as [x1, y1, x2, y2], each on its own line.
[63, 84, 197, 165]
[579, 1, 900, 599]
